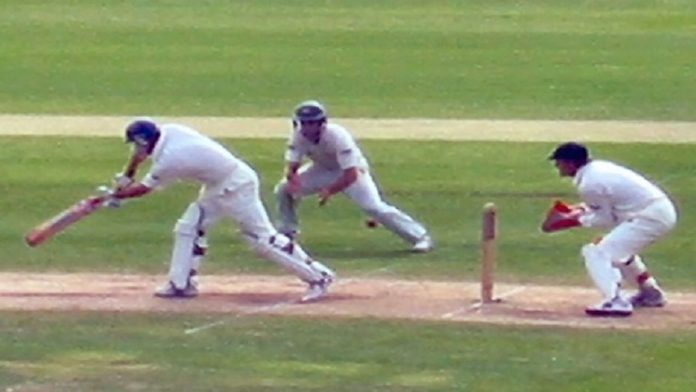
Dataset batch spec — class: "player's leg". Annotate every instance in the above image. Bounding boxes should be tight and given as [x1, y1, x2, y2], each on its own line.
[581, 243, 632, 317]
[618, 255, 666, 307]
[600, 212, 675, 307]
[185, 208, 226, 293]
[227, 172, 336, 301]
[345, 170, 432, 252]
[155, 202, 210, 298]
[273, 164, 337, 237]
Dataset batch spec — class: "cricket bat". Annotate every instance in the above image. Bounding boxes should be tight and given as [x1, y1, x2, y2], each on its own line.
[25, 195, 108, 247]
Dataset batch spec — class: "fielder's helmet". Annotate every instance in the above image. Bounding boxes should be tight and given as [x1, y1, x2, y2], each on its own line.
[293, 100, 327, 122]
[125, 119, 160, 149]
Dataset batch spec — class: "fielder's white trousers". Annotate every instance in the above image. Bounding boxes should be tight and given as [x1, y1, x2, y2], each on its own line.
[275, 163, 428, 243]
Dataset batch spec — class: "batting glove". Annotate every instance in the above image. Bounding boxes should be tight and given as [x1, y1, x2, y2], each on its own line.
[113, 172, 134, 190]
[95, 185, 122, 208]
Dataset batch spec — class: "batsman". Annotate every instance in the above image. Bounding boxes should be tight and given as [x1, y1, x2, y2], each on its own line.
[107, 119, 335, 302]
[543, 142, 676, 317]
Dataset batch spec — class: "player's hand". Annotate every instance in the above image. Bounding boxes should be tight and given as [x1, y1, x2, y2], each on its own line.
[318, 188, 333, 206]
[286, 173, 302, 196]
[540, 200, 583, 232]
[95, 185, 122, 208]
[113, 172, 134, 190]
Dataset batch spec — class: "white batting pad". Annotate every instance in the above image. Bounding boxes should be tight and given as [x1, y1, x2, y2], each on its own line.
[582, 243, 622, 300]
[168, 203, 202, 289]
[247, 233, 333, 283]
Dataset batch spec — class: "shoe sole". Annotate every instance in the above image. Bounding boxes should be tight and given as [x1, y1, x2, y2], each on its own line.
[300, 294, 326, 303]
[631, 301, 666, 308]
[630, 296, 667, 308]
[411, 246, 433, 253]
[585, 308, 633, 317]
[154, 291, 198, 299]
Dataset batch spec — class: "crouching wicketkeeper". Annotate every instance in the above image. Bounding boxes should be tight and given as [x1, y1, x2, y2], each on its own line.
[542, 142, 677, 317]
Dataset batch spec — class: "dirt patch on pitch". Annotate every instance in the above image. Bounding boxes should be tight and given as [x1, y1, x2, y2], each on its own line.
[1, 273, 695, 331]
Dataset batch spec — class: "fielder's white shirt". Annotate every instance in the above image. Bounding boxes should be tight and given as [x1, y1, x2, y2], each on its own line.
[285, 122, 368, 170]
[142, 123, 252, 194]
[574, 160, 671, 227]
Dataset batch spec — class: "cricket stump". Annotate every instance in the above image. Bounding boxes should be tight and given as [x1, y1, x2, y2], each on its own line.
[480, 202, 498, 303]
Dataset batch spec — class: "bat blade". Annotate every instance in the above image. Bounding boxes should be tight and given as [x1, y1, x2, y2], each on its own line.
[25, 196, 105, 247]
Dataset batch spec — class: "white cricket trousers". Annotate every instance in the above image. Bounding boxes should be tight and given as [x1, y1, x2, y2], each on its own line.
[275, 164, 428, 244]
[167, 164, 332, 288]
[596, 198, 677, 263]
[581, 198, 677, 301]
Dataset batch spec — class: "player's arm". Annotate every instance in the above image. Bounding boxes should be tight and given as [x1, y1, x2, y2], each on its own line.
[318, 167, 359, 206]
[284, 161, 301, 180]
[111, 182, 152, 200]
[283, 161, 302, 195]
[318, 142, 362, 206]
[114, 145, 150, 190]
[576, 199, 616, 228]
[283, 137, 305, 194]
[112, 162, 168, 201]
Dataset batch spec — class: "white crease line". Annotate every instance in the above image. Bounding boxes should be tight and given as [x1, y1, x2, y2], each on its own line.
[184, 264, 399, 335]
[442, 286, 528, 319]
[184, 299, 297, 335]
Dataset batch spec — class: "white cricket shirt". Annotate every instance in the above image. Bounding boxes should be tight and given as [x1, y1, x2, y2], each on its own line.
[574, 159, 671, 227]
[141, 123, 250, 192]
[285, 122, 368, 170]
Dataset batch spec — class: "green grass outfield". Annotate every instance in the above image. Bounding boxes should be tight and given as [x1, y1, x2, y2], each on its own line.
[3, 137, 696, 391]
[2, 1, 696, 391]
[1, 0, 694, 120]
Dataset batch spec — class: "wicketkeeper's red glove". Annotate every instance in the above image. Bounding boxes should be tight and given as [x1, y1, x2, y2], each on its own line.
[540, 200, 583, 233]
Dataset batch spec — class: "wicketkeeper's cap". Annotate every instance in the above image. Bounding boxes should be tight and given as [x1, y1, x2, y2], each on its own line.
[548, 142, 589, 161]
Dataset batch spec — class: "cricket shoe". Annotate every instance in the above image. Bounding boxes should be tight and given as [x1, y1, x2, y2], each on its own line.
[585, 296, 633, 317]
[301, 273, 335, 303]
[280, 230, 300, 241]
[154, 280, 199, 299]
[412, 235, 434, 253]
[630, 286, 667, 308]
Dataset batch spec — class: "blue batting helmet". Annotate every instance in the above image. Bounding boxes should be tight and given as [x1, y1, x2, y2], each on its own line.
[125, 119, 160, 150]
[293, 100, 327, 122]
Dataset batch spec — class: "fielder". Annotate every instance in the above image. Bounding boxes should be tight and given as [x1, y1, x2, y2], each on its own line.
[543, 142, 676, 317]
[109, 119, 335, 302]
[274, 100, 433, 252]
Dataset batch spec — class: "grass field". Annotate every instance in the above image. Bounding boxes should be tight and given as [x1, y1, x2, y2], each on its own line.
[2, 1, 696, 391]
[1, 0, 695, 120]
